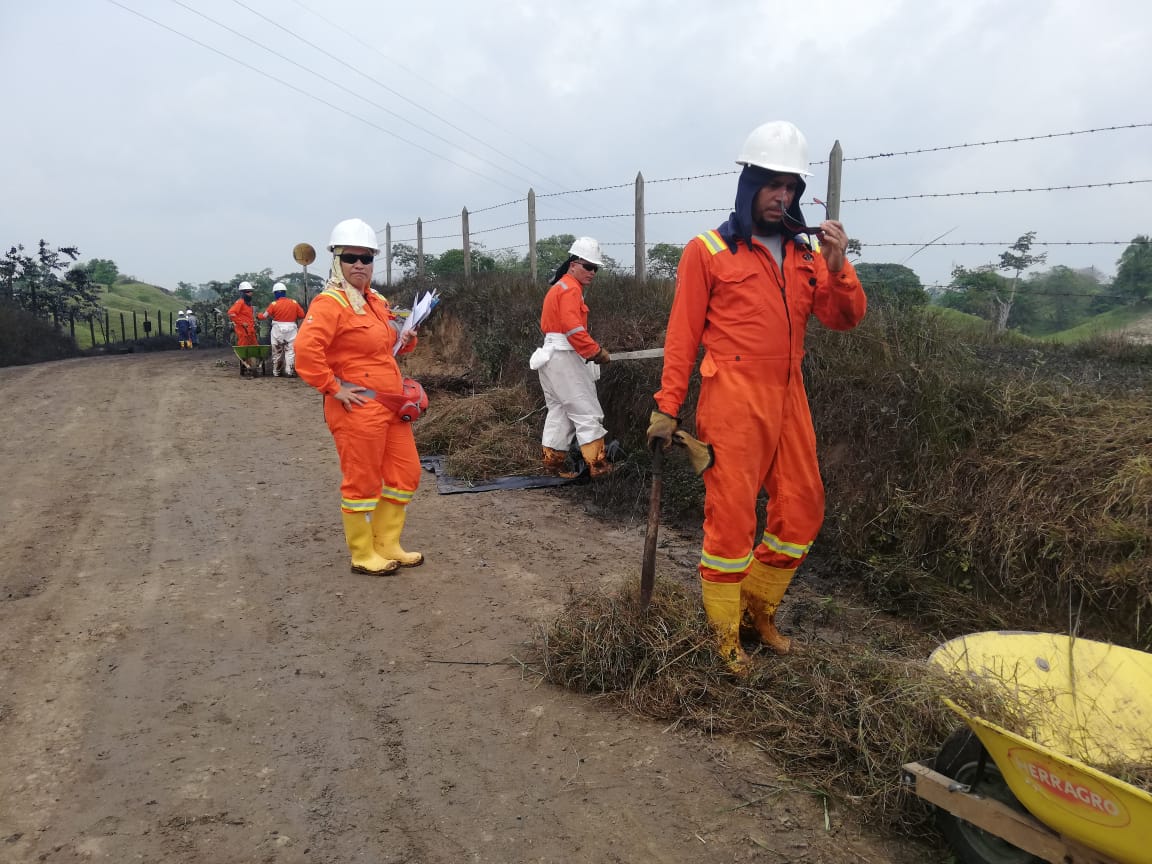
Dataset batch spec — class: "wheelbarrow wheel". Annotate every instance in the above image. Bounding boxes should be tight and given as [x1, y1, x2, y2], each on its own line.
[935, 728, 1042, 864]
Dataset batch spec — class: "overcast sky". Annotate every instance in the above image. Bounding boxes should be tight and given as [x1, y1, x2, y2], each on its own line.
[3, 0, 1150, 294]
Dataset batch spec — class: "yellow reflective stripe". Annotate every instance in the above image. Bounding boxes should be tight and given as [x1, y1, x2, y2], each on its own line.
[342, 497, 377, 512]
[380, 485, 413, 505]
[699, 549, 753, 573]
[761, 531, 813, 559]
[697, 230, 725, 256]
[321, 288, 351, 309]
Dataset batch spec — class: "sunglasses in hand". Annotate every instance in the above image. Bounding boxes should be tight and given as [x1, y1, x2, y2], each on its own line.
[339, 252, 376, 265]
[781, 198, 829, 238]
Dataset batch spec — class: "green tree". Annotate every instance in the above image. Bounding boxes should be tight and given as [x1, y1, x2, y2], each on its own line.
[1022, 266, 1101, 333]
[390, 243, 436, 277]
[1, 241, 101, 323]
[939, 266, 1009, 320]
[942, 233, 1046, 331]
[528, 234, 576, 280]
[992, 231, 1047, 331]
[853, 263, 928, 310]
[85, 258, 120, 285]
[646, 243, 683, 279]
[1112, 236, 1152, 302]
[175, 281, 196, 302]
[430, 246, 497, 277]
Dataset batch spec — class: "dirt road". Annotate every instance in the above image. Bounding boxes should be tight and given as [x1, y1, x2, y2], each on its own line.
[0, 351, 931, 863]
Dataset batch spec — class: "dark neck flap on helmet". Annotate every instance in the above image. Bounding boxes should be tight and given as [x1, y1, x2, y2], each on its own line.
[717, 164, 807, 253]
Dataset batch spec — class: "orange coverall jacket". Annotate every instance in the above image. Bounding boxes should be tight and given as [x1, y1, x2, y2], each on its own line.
[655, 229, 866, 581]
[227, 297, 257, 346]
[259, 297, 305, 322]
[539, 273, 601, 359]
[294, 285, 420, 512]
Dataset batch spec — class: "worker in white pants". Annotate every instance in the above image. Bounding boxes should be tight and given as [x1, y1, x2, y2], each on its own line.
[529, 237, 614, 478]
[258, 283, 306, 377]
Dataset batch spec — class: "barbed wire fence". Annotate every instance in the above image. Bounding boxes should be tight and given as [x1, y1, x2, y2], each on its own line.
[376, 122, 1152, 286]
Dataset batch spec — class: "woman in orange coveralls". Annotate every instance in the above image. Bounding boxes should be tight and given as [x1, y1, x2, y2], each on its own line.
[646, 121, 866, 673]
[294, 218, 423, 576]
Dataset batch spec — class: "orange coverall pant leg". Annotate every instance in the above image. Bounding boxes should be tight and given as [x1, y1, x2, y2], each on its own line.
[324, 399, 421, 513]
[754, 381, 826, 571]
[695, 358, 824, 583]
[234, 323, 257, 346]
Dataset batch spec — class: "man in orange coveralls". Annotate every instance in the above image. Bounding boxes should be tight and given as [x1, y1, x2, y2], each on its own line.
[646, 120, 866, 673]
[294, 218, 423, 576]
[257, 282, 306, 377]
[228, 281, 258, 345]
[529, 236, 615, 478]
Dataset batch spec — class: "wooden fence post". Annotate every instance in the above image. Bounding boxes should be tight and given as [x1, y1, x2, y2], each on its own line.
[88, 315, 95, 347]
[120, 312, 126, 343]
[167, 310, 173, 335]
[70, 313, 76, 342]
[104, 310, 111, 344]
[385, 223, 392, 286]
[416, 218, 424, 280]
[462, 207, 471, 280]
[133, 311, 138, 341]
[528, 188, 537, 282]
[826, 140, 842, 221]
[635, 171, 646, 281]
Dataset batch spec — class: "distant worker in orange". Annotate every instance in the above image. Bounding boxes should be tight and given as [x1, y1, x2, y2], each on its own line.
[228, 281, 259, 373]
[529, 236, 615, 479]
[258, 282, 306, 377]
[295, 218, 424, 576]
[228, 281, 258, 345]
[646, 120, 866, 673]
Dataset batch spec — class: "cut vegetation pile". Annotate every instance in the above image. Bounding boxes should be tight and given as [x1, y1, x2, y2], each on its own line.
[532, 577, 1029, 834]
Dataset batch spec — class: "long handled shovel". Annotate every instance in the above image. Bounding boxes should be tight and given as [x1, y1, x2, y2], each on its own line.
[639, 445, 663, 611]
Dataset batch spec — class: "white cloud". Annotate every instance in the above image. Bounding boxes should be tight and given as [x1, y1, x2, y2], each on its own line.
[1, 0, 1149, 291]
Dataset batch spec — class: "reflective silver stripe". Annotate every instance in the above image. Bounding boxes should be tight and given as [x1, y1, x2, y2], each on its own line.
[564, 326, 586, 336]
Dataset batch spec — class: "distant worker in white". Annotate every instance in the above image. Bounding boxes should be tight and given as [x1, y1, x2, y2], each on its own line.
[184, 309, 199, 347]
[529, 236, 615, 479]
[258, 282, 306, 377]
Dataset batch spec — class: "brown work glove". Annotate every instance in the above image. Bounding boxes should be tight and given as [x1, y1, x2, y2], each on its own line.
[646, 410, 678, 452]
[673, 429, 714, 475]
[592, 346, 611, 365]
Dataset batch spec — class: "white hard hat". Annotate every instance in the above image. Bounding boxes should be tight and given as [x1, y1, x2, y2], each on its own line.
[736, 120, 812, 176]
[328, 218, 380, 253]
[568, 237, 604, 267]
[185, 309, 194, 315]
[238, 281, 254, 292]
[273, 282, 287, 293]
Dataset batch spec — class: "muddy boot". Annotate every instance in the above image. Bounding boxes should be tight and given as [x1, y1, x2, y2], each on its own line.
[700, 578, 750, 676]
[341, 511, 399, 575]
[371, 500, 424, 567]
[542, 446, 578, 478]
[743, 559, 797, 655]
[579, 437, 614, 479]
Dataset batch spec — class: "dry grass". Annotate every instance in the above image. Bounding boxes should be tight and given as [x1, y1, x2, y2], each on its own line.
[532, 578, 1011, 835]
[415, 385, 543, 480]
[533, 579, 1152, 838]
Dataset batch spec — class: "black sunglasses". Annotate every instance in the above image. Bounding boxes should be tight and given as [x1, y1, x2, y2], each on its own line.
[576, 260, 599, 273]
[339, 252, 375, 265]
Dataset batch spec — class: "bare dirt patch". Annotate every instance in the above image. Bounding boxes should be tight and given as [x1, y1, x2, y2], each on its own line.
[0, 351, 941, 863]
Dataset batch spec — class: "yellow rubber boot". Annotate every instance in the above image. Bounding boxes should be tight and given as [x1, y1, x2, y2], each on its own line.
[700, 578, 750, 675]
[579, 437, 614, 478]
[371, 501, 424, 567]
[743, 559, 796, 655]
[341, 511, 399, 575]
[542, 446, 577, 478]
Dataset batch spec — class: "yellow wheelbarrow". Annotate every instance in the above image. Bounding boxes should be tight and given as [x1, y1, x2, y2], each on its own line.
[903, 631, 1152, 864]
[233, 344, 271, 377]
